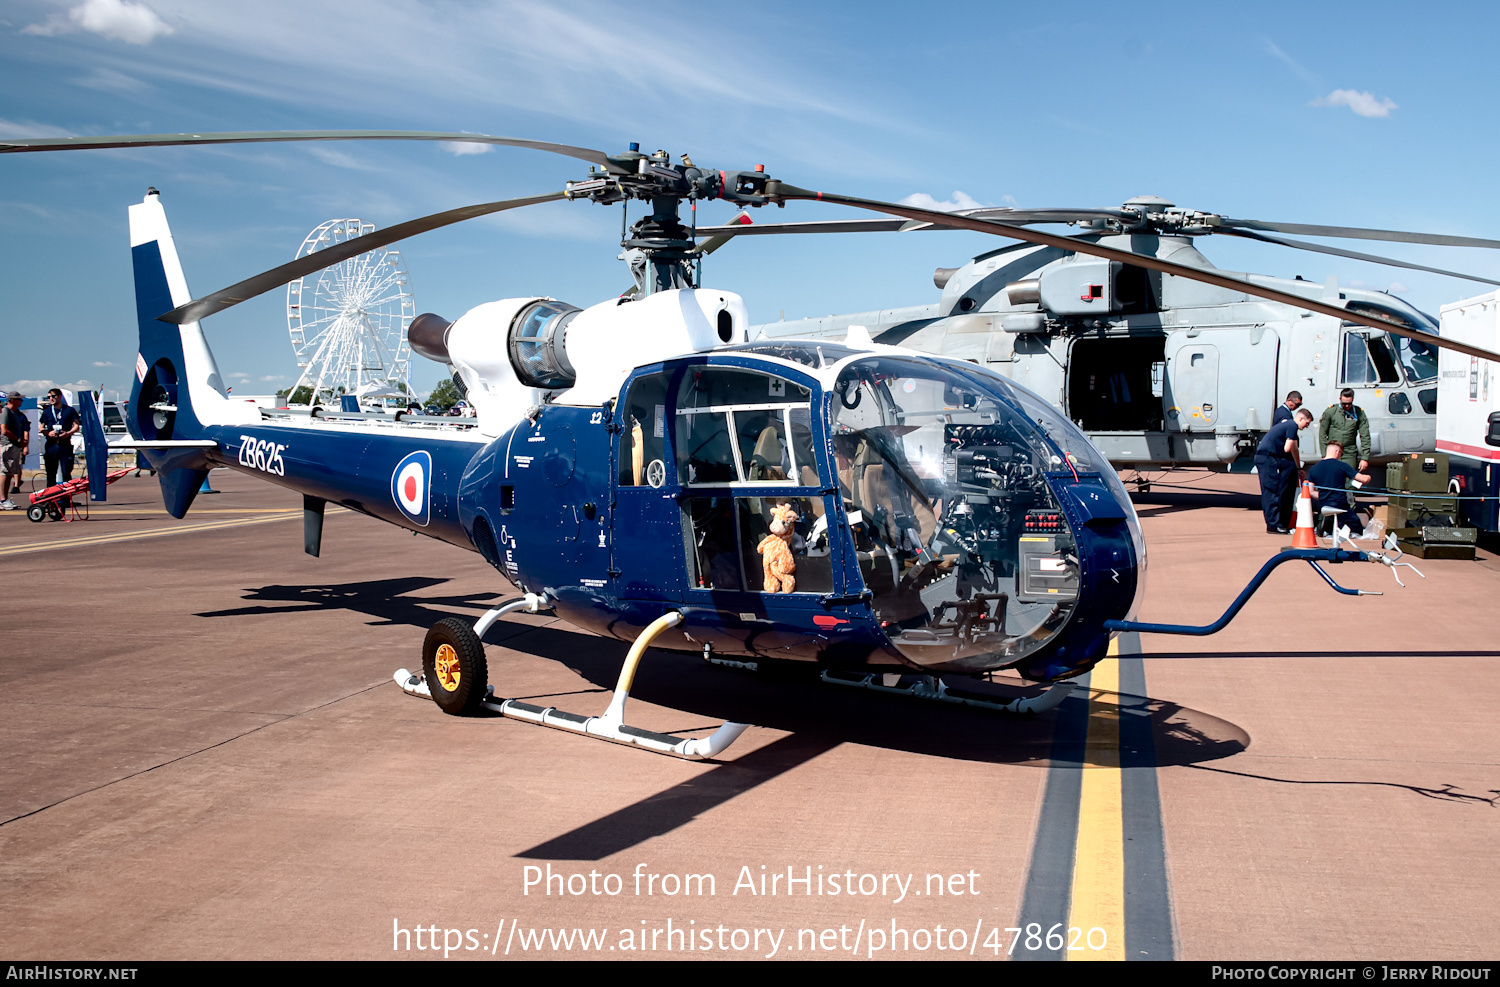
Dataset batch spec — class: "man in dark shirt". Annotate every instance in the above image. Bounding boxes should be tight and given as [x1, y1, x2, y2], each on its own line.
[1255, 407, 1312, 533]
[39, 388, 80, 490]
[1272, 390, 1303, 427]
[1308, 442, 1371, 536]
[0, 390, 29, 510]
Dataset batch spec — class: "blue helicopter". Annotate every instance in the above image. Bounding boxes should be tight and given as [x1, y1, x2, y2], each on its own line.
[12, 131, 1460, 760]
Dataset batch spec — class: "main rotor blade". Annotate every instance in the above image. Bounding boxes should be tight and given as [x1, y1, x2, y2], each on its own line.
[962, 207, 1134, 224]
[690, 210, 756, 255]
[0, 130, 615, 171]
[696, 218, 909, 237]
[1220, 217, 1500, 250]
[1219, 227, 1500, 288]
[694, 208, 1134, 238]
[161, 190, 567, 325]
[767, 182, 1500, 364]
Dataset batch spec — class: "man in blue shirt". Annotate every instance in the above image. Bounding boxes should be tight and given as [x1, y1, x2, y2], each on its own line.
[1255, 407, 1312, 533]
[39, 388, 80, 491]
[1272, 390, 1303, 427]
[1308, 442, 1371, 536]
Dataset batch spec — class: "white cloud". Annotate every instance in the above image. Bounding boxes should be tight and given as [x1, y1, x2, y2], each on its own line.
[0, 118, 75, 139]
[1347, 278, 1411, 294]
[0, 380, 60, 396]
[259, 375, 288, 382]
[229, 372, 250, 379]
[23, 0, 173, 44]
[900, 191, 984, 213]
[92, 361, 115, 367]
[1264, 39, 1321, 87]
[306, 145, 385, 172]
[74, 66, 149, 93]
[440, 141, 494, 157]
[1312, 89, 1397, 118]
[43, 0, 880, 141]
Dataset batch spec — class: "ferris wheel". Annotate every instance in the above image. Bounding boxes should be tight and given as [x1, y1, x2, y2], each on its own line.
[286, 219, 414, 407]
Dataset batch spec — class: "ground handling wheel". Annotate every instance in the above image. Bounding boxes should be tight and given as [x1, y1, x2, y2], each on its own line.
[45, 502, 63, 521]
[26, 504, 45, 522]
[421, 617, 488, 716]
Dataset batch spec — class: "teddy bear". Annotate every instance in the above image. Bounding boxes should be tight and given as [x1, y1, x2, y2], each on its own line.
[756, 502, 799, 593]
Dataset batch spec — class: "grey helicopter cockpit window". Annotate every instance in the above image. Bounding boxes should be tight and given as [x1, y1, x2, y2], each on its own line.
[832, 357, 1089, 669]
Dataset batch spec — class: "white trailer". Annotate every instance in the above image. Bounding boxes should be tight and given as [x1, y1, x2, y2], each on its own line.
[1437, 292, 1500, 530]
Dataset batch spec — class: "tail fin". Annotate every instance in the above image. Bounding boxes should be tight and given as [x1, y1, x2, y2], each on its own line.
[78, 392, 108, 502]
[127, 190, 255, 517]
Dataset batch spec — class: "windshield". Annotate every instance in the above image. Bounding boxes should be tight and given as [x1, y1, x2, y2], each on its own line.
[1395, 334, 1438, 384]
[831, 356, 1083, 669]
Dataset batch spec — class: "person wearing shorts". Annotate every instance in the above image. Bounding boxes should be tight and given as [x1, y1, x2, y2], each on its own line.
[1, 391, 29, 510]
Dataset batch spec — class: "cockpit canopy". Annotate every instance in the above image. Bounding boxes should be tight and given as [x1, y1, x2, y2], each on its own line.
[613, 343, 1143, 672]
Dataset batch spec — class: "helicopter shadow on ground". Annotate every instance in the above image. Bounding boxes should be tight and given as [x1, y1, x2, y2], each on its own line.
[194, 576, 504, 627]
[487, 621, 1251, 771]
[499, 622, 1252, 860]
[195, 576, 1248, 861]
[1127, 486, 1261, 519]
[191, 575, 1251, 772]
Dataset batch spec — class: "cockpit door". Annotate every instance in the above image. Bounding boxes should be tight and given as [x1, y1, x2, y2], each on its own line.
[613, 358, 848, 656]
[611, 368, 682, 602]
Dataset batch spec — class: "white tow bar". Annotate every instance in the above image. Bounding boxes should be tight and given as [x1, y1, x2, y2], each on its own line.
[396, 609, 751, 761]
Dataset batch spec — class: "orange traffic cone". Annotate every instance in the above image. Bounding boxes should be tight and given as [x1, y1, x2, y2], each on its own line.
[1291, 480, 1318, 548]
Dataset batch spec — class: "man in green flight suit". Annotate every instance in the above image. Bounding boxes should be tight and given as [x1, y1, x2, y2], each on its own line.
[1318, 388, 1371, 473]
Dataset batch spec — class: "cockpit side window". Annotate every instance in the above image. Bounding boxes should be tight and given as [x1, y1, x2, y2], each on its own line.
[674, 368, 814, 487]
[618, 371, 669, 487]
[1341, 329, 1401, 386]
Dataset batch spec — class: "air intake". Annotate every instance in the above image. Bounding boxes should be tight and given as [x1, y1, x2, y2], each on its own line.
[508, 299, 581, 389]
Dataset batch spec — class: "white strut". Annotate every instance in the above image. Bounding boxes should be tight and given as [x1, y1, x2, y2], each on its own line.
[396, 607, 752, 761]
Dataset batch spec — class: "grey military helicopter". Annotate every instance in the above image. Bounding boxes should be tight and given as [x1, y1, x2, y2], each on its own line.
[701, 196, 1499, 474]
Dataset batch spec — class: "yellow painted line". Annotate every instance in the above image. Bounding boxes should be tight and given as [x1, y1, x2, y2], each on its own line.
[0, 509, 344, 557]
[1066, 638, 1126, 962]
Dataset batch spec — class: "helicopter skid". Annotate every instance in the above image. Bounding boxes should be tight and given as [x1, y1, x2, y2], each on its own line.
[819, 669, 1075, 715]
[478, 696, 749, 760]
[390, 669, 750, 760]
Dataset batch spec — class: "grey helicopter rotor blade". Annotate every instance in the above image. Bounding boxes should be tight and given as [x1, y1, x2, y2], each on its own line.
[765, 181, 1500, 364]
[162, 190, 567, 325]
[1219, 227, 1500, 288]
[0, 130, 618, 171]
[1219, 217, 1500, 250]
[897, 206, 1135, 231]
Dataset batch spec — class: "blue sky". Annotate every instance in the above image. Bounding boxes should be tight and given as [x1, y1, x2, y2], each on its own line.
[4, 0, 1500, 401]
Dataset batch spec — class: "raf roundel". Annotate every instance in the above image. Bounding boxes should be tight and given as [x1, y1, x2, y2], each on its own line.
[391, 450, 432, 526]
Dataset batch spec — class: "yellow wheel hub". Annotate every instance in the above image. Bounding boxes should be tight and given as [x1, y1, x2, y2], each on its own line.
[434, 643, 461, 693]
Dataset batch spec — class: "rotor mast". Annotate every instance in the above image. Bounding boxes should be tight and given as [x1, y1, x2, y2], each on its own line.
[563, 142, 775, 297]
